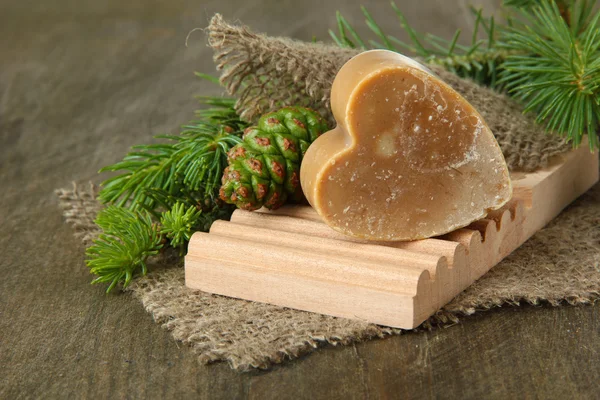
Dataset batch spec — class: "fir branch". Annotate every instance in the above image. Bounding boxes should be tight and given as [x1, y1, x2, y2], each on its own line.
[499, 0, 600, 148]
[98, 96, 246, 212]
[140, 187, 200, 219]
[89, 76, 250, 292]
[86, 206, 163, 293]
[503, 0, 573, 11]
[160, 202, 202, 253]
[142, 187, 235, 231]
[193, 93, 248, 132]
[329, 2, 508, 88]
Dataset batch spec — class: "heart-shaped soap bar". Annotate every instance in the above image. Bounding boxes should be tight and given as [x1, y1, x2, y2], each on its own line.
[300, 50, 512, 241]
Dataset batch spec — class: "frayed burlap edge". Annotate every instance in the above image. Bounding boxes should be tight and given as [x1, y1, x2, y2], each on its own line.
[207, 14, 571, 172]
[56, 181, 600, 371]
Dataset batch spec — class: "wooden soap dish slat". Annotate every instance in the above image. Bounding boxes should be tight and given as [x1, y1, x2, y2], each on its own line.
[185, 144, 599, 329]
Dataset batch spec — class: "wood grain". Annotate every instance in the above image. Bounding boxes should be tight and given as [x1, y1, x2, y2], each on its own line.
[1, 0, 599, 398]
[186, 145, 598, 328]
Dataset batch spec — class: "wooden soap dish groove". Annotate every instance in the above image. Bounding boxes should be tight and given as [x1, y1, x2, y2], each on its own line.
[209, 220, 444, 278]
[486, 199, 519, 224]
[190, 232, 430, 293]
[186, 144, 599, 329]
[467, 219, 498, 241]
[187, 251, 427, 297]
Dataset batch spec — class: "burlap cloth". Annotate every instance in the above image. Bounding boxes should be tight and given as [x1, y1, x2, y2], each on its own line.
[55, 16, 599, 371]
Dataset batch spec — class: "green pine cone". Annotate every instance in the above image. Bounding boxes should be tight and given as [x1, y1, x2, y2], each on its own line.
[219, 106, 328, 211]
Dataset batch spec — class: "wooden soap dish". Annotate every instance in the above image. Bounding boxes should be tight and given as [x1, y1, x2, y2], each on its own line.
[185, 145, 598, 329]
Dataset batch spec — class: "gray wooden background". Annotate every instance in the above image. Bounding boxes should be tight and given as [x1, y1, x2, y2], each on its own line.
[1, 0, 599, 398]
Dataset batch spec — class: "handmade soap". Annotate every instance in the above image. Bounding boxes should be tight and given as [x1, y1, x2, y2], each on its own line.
[300, 50, 512, 241]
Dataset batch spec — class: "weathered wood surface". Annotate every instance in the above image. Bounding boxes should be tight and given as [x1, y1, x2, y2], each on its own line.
[1, 0, 599, 398]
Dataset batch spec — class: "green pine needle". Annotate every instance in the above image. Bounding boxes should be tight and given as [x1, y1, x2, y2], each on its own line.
[329, 2, 507, 88]
[194, 96, 249, 132]
[503, 0, 573, 8]
[142, 187, 235, 232]
[499, 0, 600, 148]
[160, 202, 202, 253]
[91, 76, 248, 292]
[98, 97, 246, 212]
[503, 0, 542, 6]
[86, 206, 163, 293]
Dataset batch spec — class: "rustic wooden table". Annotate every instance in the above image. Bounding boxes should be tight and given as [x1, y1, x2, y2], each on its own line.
[1, 0, 599, 398]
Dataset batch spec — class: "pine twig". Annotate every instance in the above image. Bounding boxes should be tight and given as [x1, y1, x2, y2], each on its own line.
[499, 0, 600, 148]
[98, 96, 246, 213]
[160, 202, 202, 254]
[329, 2, 508, 88]
[86, 207, 163, 293]
[90, 76, 247, 292]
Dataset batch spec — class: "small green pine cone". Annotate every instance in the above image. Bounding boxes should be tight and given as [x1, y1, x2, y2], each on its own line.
[219, 106, 328, 211]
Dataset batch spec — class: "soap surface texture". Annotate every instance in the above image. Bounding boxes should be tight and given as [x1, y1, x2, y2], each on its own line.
[300, 50, 512, 241]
